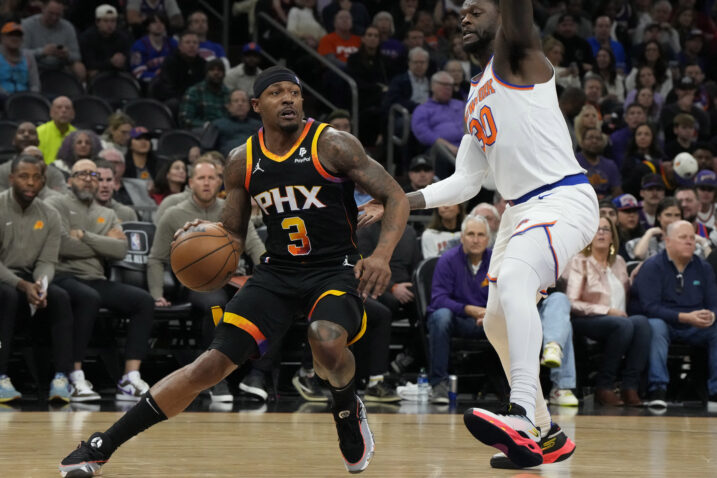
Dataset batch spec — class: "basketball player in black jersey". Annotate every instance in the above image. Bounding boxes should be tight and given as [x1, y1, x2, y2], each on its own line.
[59, 67, 409, 477]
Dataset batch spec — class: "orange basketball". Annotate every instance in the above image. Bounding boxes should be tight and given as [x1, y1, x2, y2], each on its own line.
[170, 223, 241, 292]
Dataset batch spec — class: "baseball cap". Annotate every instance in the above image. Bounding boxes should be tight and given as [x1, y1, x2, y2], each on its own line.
[95, 4, 118, 19]
[612, 193, 642, 211]
[640, 173, 664, 189]
[694, 170, 717, 188]
[242, 42, 261, 54]
[1, 22, 22, 35]
[409, 155, 433, 172]
[130, 126, 150, 139]
[677, 76, 696, 90]
[687, 28, 703, 40]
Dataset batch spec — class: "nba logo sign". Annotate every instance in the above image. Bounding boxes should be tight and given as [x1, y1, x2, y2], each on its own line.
[130, 233, 141, 251]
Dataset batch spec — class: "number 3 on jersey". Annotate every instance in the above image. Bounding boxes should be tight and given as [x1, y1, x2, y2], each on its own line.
[468, 105, 497, 151]
[281, 216, 312, 256]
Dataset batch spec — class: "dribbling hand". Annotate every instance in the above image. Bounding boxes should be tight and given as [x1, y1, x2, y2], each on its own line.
[173, 219, 221, 240]
[354, 255, 391, 299]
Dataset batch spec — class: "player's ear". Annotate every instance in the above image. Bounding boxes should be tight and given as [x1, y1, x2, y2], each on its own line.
[251, 98, 260, 114]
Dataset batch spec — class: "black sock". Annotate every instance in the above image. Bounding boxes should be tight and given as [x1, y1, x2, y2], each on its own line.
[104, 392, 167, 454]
[329, 378, 356, 412]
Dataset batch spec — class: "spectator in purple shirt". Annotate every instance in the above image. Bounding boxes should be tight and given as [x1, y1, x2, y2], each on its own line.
[411, 70, 464, 180]
[610, 103, 648, 168]
[426, 214, 491, 403]
[576, 127, 622, 200]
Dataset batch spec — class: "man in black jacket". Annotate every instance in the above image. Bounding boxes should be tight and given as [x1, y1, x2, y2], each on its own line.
[78, 5, 131, 80]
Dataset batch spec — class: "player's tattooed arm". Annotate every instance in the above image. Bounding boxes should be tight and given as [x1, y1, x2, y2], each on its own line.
[220, 145, 251, 253]
[319, 130, 409, 298]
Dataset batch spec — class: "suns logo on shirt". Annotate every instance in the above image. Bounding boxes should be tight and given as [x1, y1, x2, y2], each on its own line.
[33, 220, 44, 230]
[97, 217, 105, 224]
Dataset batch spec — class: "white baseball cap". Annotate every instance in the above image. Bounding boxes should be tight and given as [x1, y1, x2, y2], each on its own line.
[95, 4, 118, 19]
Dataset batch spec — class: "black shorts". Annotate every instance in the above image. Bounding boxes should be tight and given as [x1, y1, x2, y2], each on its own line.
[208, 255, 366, 364]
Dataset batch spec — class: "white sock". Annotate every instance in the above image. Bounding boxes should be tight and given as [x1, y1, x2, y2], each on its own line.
[69, 370, 85, 383]
[126, 370, 141, 382]
[299, 367, 314, 378]
[368, 375, 383, 388]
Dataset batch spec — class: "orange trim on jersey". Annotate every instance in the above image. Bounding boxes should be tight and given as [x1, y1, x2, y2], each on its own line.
[511, 220, 557, 237]
[487, 274, 497, 283]
[258, 118, 315, 162]
[308, 290, 367, 345]
[311, 123, 343, 183]
[544, 226, 559, 283]
[244, 136, 253, 191]
[343, 204, 359, 249]
[490, 61, 534, 90]
[222, 312, 268, 355]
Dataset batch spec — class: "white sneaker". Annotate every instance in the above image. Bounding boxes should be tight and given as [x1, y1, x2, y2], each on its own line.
[71, 379, 101, 402]
[549, 388, 579, 407]
[541, 342, 562, 368]
[115, 372, 149, 401]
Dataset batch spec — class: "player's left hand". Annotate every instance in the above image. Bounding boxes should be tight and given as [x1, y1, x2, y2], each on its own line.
[354, 254, 391, 299]
[173, 219, 222, 240]
[357, 200, 384, 229]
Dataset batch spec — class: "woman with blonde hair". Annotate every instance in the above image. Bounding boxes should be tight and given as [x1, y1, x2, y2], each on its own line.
[542, 35, 580, 90]
[565, 215, 651, 406]
[101, 112, 135, 155]
[574, 104, 603, 151]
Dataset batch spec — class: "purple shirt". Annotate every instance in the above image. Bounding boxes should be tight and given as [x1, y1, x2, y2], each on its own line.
[411, 98, 466, 148]
[427, 245, 491, 316]
[576, 153, 621, 198]
[609, 127, 632, 168]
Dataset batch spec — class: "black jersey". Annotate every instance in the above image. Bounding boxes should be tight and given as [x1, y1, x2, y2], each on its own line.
[245, 119, 359, 263]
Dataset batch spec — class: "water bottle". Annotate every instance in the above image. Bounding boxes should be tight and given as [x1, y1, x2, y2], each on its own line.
[417, 368, 429, 402]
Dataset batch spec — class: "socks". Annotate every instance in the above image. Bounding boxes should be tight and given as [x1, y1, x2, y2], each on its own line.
[299, 367, 315, 378]
[329, 378, 356, 411]
[104, 392, 167, 454]
[367, 375, 383, 388]
[70, 370, 85, 384]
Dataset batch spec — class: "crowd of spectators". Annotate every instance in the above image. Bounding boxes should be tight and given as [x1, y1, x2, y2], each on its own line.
[1, 0, 717, 410]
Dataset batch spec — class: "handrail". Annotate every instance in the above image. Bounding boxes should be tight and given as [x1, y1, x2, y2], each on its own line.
[197, 0, 230, 55]
[386, 103, 411, 175]
[254, 11, 360, 137]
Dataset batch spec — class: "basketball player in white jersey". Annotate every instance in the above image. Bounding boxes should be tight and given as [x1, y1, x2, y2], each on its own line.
[406, 0, 598, 469]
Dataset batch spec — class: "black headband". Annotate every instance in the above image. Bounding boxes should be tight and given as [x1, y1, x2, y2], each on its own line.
[253, 66, 302, 98]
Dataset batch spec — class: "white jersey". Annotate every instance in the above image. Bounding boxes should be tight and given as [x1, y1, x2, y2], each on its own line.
[465, 57, 583, 201]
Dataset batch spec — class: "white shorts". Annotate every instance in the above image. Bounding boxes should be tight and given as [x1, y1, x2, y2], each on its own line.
[487, 183, 599, 290]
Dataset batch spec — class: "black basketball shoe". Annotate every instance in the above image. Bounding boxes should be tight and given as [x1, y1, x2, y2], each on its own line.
[490, 422, 576, 468]
[59, 432, 112, 477]
[333, 395, 375, 473]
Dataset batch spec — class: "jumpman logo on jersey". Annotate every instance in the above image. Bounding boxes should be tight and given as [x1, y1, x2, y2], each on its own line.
[253, 158, 265, 175]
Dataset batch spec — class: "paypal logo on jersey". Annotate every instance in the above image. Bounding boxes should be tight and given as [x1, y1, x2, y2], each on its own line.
[254, 185, 326, 214]
[295, 147, 311, 163]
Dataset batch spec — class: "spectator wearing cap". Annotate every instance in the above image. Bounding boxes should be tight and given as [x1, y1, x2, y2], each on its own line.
[695, 170, 717, 231]
[587, 16, 627, 72]
[639, 173, 666, 229]
[129, 14, 176, 83]
[124, 127, 159, 180]
[78, 4, 132, 80]
[577, 127, 622, 200]
[153, 31, 205, 112]
[551, 13, 594, 77]
[179, 59, 230, 130]
[675, 186, 714, 254]
[0, 22, 40, 99]
[210, 89, 261, 157]
[660, 76, 711, 143]
[402, 154, 435, 233]
[126, 0, 183, 32]
[21, 0, 86, 81]
[665, 113, 698, 160]
[317, 9, 361, 67]
[410, 71, 464, 180]
[37, 96, 76, 165]
[677, 28, 707, 71]
[613, 193, 645, 260]
[224, 42, 263, 96]
[186, 10, 228, 70]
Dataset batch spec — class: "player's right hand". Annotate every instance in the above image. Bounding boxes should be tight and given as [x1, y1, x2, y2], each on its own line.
[354, 255, 391, 300]
[357, 200, 384, 229]
[173, 219, 221, 240]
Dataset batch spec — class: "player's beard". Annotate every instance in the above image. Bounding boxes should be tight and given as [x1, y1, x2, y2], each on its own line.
[464, 28, 494, 56]
[279, 121, 300, 134]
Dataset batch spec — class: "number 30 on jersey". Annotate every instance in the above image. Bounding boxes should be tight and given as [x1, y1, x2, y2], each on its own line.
[467, 105, 497, 151]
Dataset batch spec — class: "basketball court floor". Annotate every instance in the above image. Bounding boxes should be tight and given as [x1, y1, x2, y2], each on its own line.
[1, 396, 716, 477]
